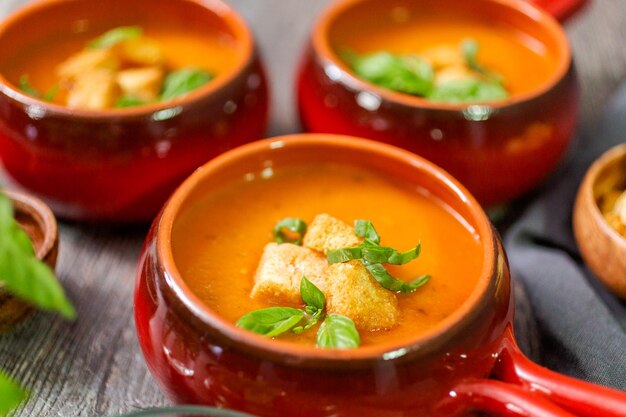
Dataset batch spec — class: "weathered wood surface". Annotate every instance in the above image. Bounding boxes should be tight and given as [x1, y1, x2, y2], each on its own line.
[0, 0, 624, 416]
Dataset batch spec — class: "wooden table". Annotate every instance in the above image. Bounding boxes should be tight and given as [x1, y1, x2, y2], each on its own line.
[0, 0, 624, 415]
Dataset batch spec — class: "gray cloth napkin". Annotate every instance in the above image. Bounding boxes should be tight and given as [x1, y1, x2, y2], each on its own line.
[507, 81, 626, 390]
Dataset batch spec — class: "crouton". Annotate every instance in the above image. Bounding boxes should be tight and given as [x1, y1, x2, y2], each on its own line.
[302, 214, 362, 253]
[56, 48, 119, 81]
[434, 66, 479, 87]
[324, 261, 399, 331]
[117, 67, 164, 102]
[117, 37, 165, 67]
[251, 243, 328, 305]
[420, 45, 465, 70]
[66, 69, 119, 110]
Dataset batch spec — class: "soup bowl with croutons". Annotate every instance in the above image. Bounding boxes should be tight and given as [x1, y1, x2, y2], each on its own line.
[0, 0, 268, 221]
[134, 134, 626, 417]
[297, 0, 584, 206]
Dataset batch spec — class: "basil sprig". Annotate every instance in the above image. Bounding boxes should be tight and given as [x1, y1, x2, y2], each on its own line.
[272, 217, 307, 245]
[0, 193, 75, 318]
[89, 26, 142, 49]
[327, 220, 430, 294]
[316, 314, 360, 349]
[345, 39, 508, 103]
[161, 68, 214, 101]
[0, 371, 27, 415]
[236, 276, 360, 349]
[18, 75, 58, 101]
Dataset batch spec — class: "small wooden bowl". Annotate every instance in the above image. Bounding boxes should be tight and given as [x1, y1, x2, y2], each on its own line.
[573, 144, 626, 298]
[0, 189, 59, 332]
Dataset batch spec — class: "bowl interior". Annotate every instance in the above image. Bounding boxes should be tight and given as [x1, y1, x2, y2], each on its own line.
[158, 135, 497, 361]
[0, 0, 252, 114]
[317, 0, 569, 107]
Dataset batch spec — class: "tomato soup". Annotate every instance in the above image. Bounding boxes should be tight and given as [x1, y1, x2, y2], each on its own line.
[0, 20, 240, 107]
[329, 3, 560, 97]
[172, 163, 484, 347]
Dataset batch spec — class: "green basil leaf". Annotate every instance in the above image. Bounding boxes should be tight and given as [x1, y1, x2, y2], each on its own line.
[43, 85, 59, 102]
[115, 96, 146, 108]
[0, 194, 75, 319]
[236, 307, 304, 338]
[327, 247, 362, 264]
[387, 243, 421, 265]
[429, 79, 508, 103]
[272, 217, 307, 245]
[360, 244, 396, 264]
[354, 220, 380, 244]
[348, 52, 433, 96]
[300, 276, 325, 311]
[462, 39, 480, 71]
[292, 308, 323, 334]
[316, 314, 360, 349]
[89, 26, 142, 49]
[364, 263, 430, 294]
[161, 68, 214, 101]
[0, 371, 27, 415]
[18, 75, 40, 98]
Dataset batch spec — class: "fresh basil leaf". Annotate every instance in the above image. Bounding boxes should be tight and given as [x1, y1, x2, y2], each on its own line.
[0, 371, 27, 415]
[462, 39, 480, 71]
[429, 79, 508, 103]
[300, 276, 325, 311]
[349, 52, 433, 96]
[316, 314, 360, 349]
[161, 68, 214, 101]
[89, 26, 142, 49]
[43, 85, 59, 102]
[0, 194, 75, 319]
[18, 75, 40, 98]
[236, 307, 304, 337]
[360, 244, 396, 264]
[364, 263, 430, 294]
[354, 220, 380, 244]
[115, 96, 146, 108]
[273, 218, 307, 245]
[292, 308, 323, 334]
[327, 247, 362, 264]
[387, 243, 421, 265]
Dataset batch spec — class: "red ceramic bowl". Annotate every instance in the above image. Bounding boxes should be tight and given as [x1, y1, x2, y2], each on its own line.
[0, 0, 268, 222]
[297, 0, 584, 206]
[134, 134, 626, 417]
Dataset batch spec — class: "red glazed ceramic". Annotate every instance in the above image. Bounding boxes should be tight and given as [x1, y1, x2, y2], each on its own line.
[0, 0, 268, 222]
[134, 134, 626, 417]
[297, 0, 585, 206]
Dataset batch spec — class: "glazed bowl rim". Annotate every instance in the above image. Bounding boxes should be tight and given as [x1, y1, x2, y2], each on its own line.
[155, 133, 500, 362]
[579, 143, 626, 249]
[311, 0, 572, 111]
[3, 188, 57, 260]
[0, 0, 254, 120]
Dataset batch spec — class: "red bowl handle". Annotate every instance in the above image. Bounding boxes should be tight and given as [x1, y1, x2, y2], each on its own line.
[438, 379, 578, 417]
[527, 0, 590, 22]
[494, 329, 626, 417]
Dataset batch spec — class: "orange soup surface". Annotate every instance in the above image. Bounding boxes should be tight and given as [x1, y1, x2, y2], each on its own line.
[0, 20, 240, 106]
[173, 164, 484, 347]
[332, 10, 559, 96]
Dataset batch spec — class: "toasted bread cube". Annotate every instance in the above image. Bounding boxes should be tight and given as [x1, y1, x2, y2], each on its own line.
[117, 67, 164, 102]
[66, 69, 118, 110]
[614, 191, 626, 225]
[324, 261, 399, 331]
[117, 37, 165, 67]
[434, 66, 478, 87]
[420, 45, 465, 70]
[251, 243, 328, 304]
[56, 48, 119, 81]
[302, 214, 362, 253]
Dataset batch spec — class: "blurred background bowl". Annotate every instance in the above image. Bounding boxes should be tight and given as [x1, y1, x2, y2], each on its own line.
[297, 0, 582, 206]
[573, 143, 626, 299]
[0, 0, 269, 222]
